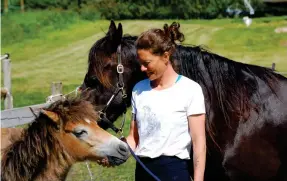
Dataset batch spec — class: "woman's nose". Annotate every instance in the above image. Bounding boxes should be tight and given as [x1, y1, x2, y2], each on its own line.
[141, 65, 147, 72]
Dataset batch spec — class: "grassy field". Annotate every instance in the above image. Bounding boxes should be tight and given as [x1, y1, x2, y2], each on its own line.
[1, 13, 287, 180]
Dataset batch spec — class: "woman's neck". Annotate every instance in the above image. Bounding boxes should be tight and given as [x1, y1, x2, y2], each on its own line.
[151, 65, 178, 89]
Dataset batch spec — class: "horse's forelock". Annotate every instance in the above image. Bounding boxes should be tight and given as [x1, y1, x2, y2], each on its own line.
[49, 98, 98, 126]
[87, 35, 138, 89]
[88, 36, 116, 89]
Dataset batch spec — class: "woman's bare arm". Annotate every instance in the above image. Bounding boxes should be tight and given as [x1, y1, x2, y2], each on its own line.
[188, 114, 206, 181]
[126, 113, 139, 151]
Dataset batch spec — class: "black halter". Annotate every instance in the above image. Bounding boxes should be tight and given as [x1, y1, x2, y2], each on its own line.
[97, 44, 128, 134]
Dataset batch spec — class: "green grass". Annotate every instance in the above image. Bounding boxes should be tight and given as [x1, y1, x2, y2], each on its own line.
[1, 13, 287, 180]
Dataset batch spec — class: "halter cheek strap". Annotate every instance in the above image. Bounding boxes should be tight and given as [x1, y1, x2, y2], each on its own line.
[97, 44, 127, 135]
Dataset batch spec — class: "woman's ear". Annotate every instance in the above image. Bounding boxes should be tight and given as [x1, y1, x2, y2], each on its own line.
[163, 52, 170, 64]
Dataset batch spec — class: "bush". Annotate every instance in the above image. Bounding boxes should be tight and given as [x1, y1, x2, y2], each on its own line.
[78, 6, 101, 21]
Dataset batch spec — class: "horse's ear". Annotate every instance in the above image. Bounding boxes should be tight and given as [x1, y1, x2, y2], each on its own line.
[116, 23, 123, 43]
[107, 20, 117, 37]
[41, 110, 60, 124]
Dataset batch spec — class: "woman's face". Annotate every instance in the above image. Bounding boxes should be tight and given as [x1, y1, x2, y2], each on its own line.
[137, 49, 169, 81]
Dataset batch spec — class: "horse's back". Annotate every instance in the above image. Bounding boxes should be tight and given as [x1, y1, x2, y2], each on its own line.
[263, 74, 287, 124]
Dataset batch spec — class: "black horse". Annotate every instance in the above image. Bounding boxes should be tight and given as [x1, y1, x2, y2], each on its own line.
[81, 20, 287, 181]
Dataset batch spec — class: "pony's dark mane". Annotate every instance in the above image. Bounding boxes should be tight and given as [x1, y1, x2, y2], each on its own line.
[1, 98, 97, 181]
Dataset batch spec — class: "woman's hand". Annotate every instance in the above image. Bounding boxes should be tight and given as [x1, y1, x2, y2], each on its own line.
[96, 157, 114, 167]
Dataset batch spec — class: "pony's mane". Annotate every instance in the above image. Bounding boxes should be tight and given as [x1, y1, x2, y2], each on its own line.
[1, 98, 97, 181]
[47, 97, 98, 125]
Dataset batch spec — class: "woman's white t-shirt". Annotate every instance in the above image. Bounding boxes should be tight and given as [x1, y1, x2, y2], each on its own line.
[131, 75, 205, 160]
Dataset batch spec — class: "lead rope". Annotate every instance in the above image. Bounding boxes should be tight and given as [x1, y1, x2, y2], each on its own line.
[116, 104, 161, 180]
[127, 146, 161, 181]
[118, 132, 161, 181]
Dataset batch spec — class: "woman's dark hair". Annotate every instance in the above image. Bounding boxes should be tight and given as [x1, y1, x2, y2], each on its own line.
[135, 22, 185, 56]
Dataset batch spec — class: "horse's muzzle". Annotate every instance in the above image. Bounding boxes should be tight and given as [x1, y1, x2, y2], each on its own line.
[107, 143, 130, 166]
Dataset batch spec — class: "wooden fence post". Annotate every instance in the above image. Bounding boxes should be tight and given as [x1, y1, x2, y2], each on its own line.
[1, 54, 13, 109]
[51, 82, 62, 95]
[4, 0, 9, 13]
[20, 0, 25, 12]
[46, 82, 63, 103]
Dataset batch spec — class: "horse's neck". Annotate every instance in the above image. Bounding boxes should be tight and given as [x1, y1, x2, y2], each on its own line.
[31, 131, 75, 181]
[35, 159, 73, 181]
[2, 128, 74, 181]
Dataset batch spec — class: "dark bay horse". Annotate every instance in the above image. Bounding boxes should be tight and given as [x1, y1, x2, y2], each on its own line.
[80, 20, 287, 181]
[1, 98, 130, 181]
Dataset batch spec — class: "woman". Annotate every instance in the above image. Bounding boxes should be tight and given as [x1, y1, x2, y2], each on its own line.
[126, 22, 206, 181]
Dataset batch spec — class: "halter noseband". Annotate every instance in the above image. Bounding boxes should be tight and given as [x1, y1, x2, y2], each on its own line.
[97, 44, 128, 135]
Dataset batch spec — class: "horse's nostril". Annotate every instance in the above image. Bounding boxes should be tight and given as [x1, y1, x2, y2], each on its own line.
[118, 144, 128, 154]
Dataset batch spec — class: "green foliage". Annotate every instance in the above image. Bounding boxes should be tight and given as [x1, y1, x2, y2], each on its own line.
[23, 0, 72, 10]
[95, 0, 286, 20]
[2, 0, 286, 20]
[77, 6, 101, 21]
[1, 10, 102, 46]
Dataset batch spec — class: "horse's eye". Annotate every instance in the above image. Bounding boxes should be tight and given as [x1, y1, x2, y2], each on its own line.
[73, 130, 88, 138]
[90, 76, 97, 80]
[103, 62, 112, 69]
[85, 75, 99, 88]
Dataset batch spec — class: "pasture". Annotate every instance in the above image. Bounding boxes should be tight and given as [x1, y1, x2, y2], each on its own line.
[1, 13, 287, 180]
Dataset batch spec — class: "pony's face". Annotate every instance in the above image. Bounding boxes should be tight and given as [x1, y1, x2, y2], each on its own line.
[80, 20, 146, 127]
[60, 117, 129, 165]
[42, 100, 130, 166]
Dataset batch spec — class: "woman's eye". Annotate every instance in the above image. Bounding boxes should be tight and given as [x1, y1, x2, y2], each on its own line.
[142, 62, 150, 67]
[73, 130, 87, 138]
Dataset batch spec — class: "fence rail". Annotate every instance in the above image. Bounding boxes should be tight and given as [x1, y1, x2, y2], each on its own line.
[1, 54, 65, 128]
[1, 83, 64, 128]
